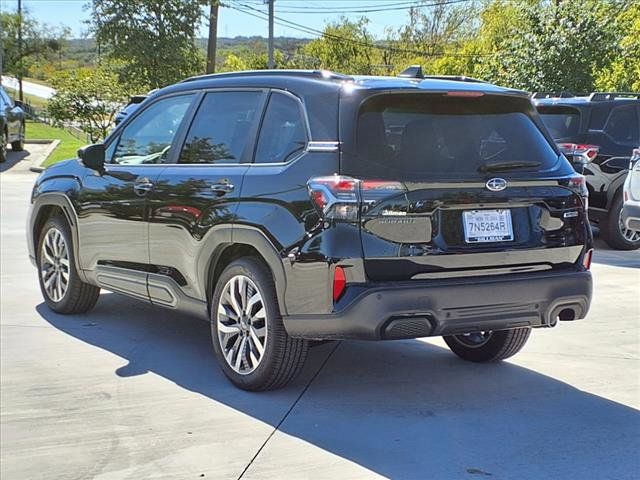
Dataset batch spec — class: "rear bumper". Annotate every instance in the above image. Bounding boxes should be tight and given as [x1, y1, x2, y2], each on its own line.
[622, 201, 640, 231]
[283, 270, 592, 340]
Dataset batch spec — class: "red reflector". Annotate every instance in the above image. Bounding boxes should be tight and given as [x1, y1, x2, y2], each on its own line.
[333, 266, 346, 302]
[582, 249, 593, 270]
[446, 91, 484, 97]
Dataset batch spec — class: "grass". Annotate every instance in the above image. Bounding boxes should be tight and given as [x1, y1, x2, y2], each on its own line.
[26, 121, 87, 167]
[4, 87, 49, 111]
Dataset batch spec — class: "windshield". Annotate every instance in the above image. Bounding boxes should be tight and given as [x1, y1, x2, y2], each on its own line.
[537, 106, 581, 140]
[350, 93, 559, 180]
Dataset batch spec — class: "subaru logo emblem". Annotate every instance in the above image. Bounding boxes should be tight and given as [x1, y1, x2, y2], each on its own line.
[486, 178, 507, 191]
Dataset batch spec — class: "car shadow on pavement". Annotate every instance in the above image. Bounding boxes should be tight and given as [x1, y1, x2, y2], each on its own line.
[36, 293, 640, 480]
[591, 238, 640, 269]
[0, 150, 30, 173]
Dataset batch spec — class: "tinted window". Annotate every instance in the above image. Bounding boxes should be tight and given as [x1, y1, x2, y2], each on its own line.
[605, 106, 639, 144]
[350, 94, 559, 179]
[255, 92, 306, 163]
[113, 94, 194, 164]
[0, 89, 12, 108]
[178, 91, 262, 164]
[538, 106, 581, 139]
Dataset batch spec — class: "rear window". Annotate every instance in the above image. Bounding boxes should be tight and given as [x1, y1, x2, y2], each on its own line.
[537, 106, 581, 139]
[352, 94, 559, 179]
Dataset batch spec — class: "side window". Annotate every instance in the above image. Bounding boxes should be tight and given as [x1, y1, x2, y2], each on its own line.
[254, 92, 307, 163]
[0, 89, 13, 108]
[112, 94, 194, 164]
[605, 106, 640, 144]
[178, 91, 262, 164]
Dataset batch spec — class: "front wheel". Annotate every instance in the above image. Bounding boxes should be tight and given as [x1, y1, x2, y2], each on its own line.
[210, 258, 309, 391]
[37, 215, 100, 314]
[444, 327, 531, 363]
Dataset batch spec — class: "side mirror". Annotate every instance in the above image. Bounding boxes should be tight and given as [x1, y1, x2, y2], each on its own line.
[78, 144, 105, 171]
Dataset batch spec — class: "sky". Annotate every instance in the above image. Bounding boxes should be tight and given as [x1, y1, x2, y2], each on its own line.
[0, 0, 419, 39]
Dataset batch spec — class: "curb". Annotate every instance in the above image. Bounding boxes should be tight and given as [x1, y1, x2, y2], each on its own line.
[28, 139, 60, 173]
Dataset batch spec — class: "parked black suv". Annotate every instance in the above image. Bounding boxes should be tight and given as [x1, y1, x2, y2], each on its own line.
[534, 92, 640, 249]
[28, 70, 593, 391]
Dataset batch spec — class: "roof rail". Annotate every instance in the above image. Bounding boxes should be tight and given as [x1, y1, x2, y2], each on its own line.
[180, 69, 353, 84]
[397, 65, 488, 84]
[532, 91, 576, 99]
[588, 92, 640, 101]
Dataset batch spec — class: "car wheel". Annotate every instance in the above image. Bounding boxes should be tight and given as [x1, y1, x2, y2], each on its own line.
[0, 131, 7, 163]
[11, 128, 24, 151]
[443, 327, 531, 362]
[37, 215, 101, 314]
[210, 257, 309, 391]
[602, 194, 640, 250]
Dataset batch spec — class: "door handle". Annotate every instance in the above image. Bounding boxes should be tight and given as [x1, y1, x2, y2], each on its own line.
[134, 178, 154, 196]
[210, 181, 234, 195]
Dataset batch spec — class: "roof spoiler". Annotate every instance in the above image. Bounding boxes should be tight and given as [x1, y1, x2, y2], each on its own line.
[397, 65, 488, 83]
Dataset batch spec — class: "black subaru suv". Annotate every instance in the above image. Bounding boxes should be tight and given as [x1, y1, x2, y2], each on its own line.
[28, 70, 593, 391]
[534, 92, 640, 250]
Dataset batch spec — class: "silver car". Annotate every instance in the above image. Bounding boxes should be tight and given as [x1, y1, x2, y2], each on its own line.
[622, 148, 640, 237]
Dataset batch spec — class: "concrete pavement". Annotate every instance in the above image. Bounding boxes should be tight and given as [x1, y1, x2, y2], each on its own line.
[1, 157, 639, 479]
[2, 76, 55, 99]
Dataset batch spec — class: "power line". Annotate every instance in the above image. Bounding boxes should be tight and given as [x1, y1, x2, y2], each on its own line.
[252, 0, 474, 14]
[226, 1, 495, 58]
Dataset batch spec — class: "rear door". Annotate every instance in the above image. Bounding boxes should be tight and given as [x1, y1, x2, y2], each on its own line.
[148, 90, 266, 304]
[341, 92, 589, 281]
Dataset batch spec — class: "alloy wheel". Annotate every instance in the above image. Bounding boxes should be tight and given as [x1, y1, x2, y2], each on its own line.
[618, 209, 640, 243]
[216, 274, 268, 374]
[453, 331, 493, 348]
[40, 227, 70, 302]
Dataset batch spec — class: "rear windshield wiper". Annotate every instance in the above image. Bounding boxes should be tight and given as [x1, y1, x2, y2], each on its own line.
[478, 160, 541, 173]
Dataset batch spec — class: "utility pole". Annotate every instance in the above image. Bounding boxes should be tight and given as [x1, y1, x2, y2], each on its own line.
[17, 0, 24, 102]
[206, 0, 219, 74]
[267, 0, 274, 69]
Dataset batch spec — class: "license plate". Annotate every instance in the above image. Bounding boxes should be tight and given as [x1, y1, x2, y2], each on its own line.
[463, 209, 514, 243]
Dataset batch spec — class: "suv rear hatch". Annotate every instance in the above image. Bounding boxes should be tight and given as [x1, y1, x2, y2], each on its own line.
[336, 91, 590, 281]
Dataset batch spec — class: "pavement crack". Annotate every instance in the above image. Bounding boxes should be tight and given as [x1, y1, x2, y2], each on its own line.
[236, 341, 342, 480]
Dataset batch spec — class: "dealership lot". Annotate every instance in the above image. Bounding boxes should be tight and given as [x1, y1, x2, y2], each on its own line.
[1, 155, 639, 480]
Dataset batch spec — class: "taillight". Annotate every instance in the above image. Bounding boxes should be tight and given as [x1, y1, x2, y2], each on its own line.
[558, 143, 600, 164]
[562, 174, 589, 211]
[333, 266, 346, 302]
[582, 248, 593, 270]
[308, 175, 406, 221]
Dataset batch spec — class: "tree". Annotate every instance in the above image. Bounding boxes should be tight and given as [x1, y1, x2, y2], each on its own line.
[300, 18, 380, 75]
[47, 64, 131, 142]
[594, 3, 640, 92]
[483, 0, 619, 92]
[0, 11, 68, 78]
[89, 0, 205, 89]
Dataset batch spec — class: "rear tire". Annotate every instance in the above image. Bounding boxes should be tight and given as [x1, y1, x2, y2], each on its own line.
[601, 194, 640, 250]
[444, 327, 531, 362]
[210, 257, 309, 391]
[0, 131, 7, 163]
[37, 215, 100, 314]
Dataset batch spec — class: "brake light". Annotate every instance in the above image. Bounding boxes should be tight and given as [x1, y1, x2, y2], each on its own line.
[446, 91, 484, 97]
[563, 174, 589, 211]
[558, 143, 600, 163]
[582, 248, 593, 270]
[333, 266, 346, 302]
[308, 175, 406, 221]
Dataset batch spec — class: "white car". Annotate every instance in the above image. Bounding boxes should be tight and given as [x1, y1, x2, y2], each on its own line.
[622, 148, 640, 236]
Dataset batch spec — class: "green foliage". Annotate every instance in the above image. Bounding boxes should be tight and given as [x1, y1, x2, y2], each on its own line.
[0, 11, 69, 78]
[26, 121, 87, 167]
[47, 64, 131, 143]
[300, 18, 379, 74]
[594, 3, 640, 91]
[89, 0, 205, 88]
[486, 0, 618, 92]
